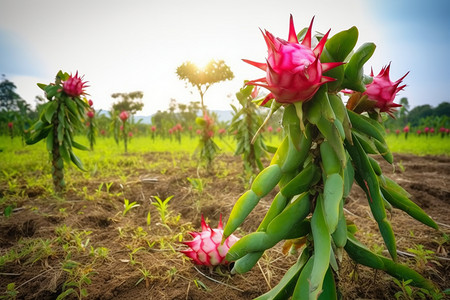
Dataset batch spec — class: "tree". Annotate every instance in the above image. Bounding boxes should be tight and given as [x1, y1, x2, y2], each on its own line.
[408, 105, 434, 126]
[176, 59, 234, 113]
[0, 75, 21, 112]
[111, 91, 144, 115]
[434, 102, 450, 117]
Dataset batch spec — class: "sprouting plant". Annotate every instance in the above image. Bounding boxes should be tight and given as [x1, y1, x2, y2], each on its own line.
[146, 211, 151, 227]
[0, 282, 18, 300]
[193, 279, 210, 291]
[187, 177, 204, 194]
[127, 247, 144, 266]
[81, 186, 94, 201]
[89, 246, 109, 261]
[58, 258, 96, 300]
[135, 268, 153, 288]
[397, 160, 406, 172]
[55, 225, 92, 253]
[393, 278, 439, 300]
[122, 198, 140, 216]
[95, 183, 104, 196]
[165, 267, 178, 283]
[105, 182, 114, 194]
[434, 232, 449, 256]
[407, 244, 438, 271]
[3, 205, 14, 218]
[151, 195, 173, 224]
[59, 208, 68, 217]
[117, 227, 126, 239]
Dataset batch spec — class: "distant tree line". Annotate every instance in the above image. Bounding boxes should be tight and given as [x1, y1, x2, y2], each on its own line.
[384, 97, 450, 131]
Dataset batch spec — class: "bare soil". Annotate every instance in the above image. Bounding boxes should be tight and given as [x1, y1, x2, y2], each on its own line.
[0, 152, 449, 299]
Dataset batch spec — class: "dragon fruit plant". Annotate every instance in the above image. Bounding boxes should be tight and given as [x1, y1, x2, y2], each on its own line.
[7, 122, 13, 140]
[26, 71, 90, 193]
[119, 110, 129, 153]
[194, 112, 219, 167]
[86, 106, 97, 150]
[181, 215, 239, 267]
[403, 125, 410, 140]
[230, 84, 270, 173]
[222, 16, 439, 299]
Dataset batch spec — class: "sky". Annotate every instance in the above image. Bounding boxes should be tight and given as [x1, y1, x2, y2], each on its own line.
[1, 0, 449, 116]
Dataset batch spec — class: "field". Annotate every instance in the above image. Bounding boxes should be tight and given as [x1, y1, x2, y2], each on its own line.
[1, 134, 449, 299]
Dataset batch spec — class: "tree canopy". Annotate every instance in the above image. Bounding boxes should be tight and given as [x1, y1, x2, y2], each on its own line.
[111, 91, 144, 115]
[0, 75, 22, 111]
[176, 59, 234, 111]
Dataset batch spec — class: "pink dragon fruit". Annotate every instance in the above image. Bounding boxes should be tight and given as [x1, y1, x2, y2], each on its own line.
[63, 72, 88, 97]
[87, 110, 95, 119]
[181, 215, 239, 266]
[244, 15, 343, 105]
[119, 111, 129, 122]
[364, 63, 408, 117]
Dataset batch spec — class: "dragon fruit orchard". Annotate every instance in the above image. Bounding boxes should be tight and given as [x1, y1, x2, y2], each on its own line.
[220, 15, 440, 299]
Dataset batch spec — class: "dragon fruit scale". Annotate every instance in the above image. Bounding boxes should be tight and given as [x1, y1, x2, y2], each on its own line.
[181, 215, 239, 266]
[364, 63, 408, 117]
[63, 71, 88, 98]
[244, 15, 343, 105]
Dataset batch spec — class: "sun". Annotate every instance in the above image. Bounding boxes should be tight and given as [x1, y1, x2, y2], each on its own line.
[191, 55, 215, 70]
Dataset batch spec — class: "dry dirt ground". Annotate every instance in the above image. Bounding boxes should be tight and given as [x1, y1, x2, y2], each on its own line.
[0, 152, 449, 299]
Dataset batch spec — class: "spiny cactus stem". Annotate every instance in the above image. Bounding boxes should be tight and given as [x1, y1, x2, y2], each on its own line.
[52, 102, 65, 194]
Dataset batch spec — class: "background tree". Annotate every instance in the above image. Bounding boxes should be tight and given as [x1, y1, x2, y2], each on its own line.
[0, 75, 21, 112]
[111, 91, 144, 115]
[176, 59, 234, 113]
[0, 75, 35, 140]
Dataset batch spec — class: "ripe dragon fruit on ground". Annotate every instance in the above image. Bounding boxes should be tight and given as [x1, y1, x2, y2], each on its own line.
[181, 215, 239, 266]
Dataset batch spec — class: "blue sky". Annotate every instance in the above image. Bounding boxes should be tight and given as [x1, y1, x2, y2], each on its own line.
[1, 0, 449, 115]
